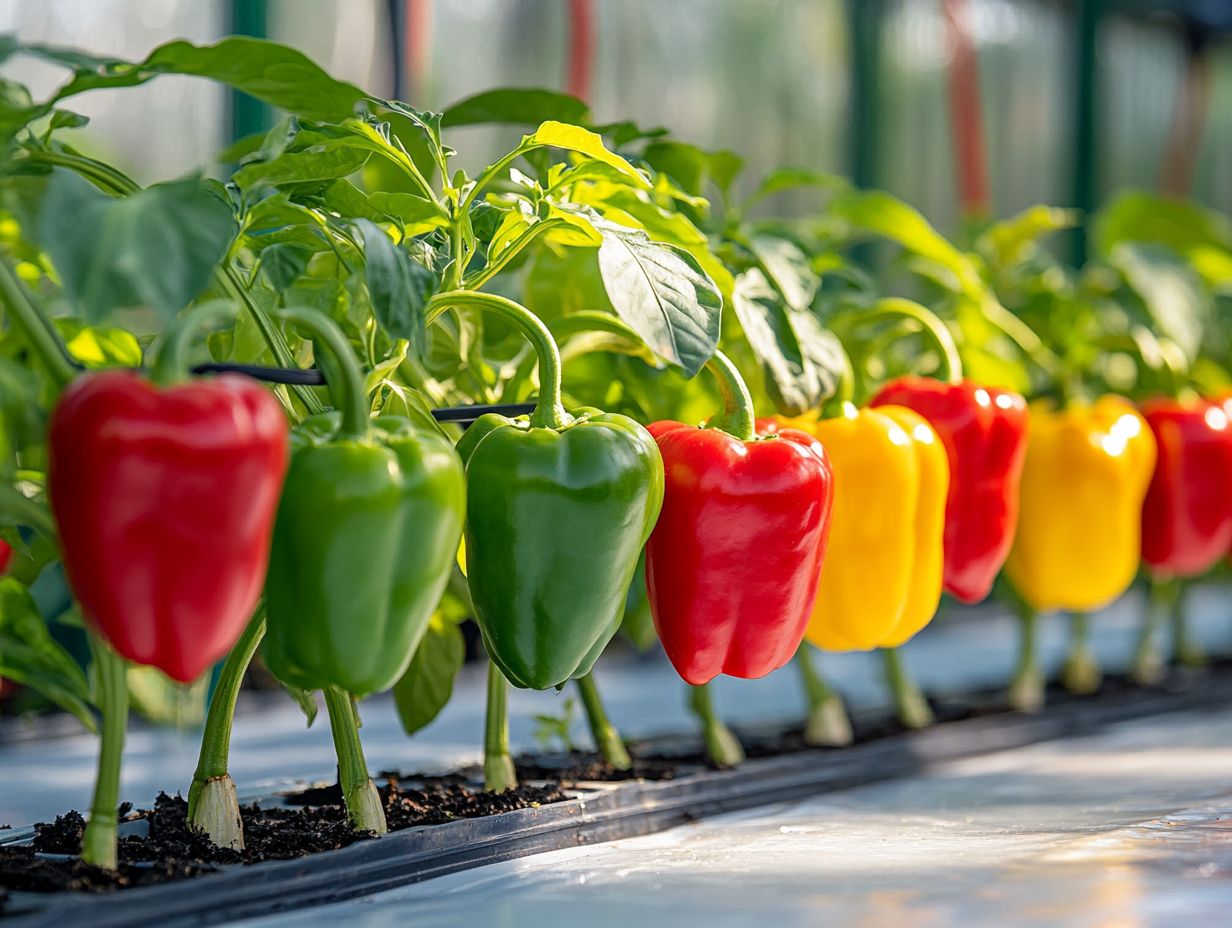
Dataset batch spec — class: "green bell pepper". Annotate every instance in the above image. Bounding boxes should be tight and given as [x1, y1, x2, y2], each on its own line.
[434, 293, 663, 692]
[263, 308, 466, 698]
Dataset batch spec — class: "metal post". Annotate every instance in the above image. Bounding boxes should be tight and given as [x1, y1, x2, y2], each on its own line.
[227, 0, 271, 142]
[848, 0, 881, 191]
[1070, 0, 1102, 265]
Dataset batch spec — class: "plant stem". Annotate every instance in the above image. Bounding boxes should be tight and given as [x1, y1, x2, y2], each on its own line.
[1169, 582, 1206, 668]
[688, 682, 745, 767]
[853, 297, 964, 384]
[0, 258, 77, 389]
[323, 687, 386, 834]
[1061, 612, 1102, 695]
[218, 267, 327, 416]
[700, 350, 757, 440]
[277, 308, 369, 439]
[795, 643, 853, 745]
[483, 661, 517, 792]
[186, 612, 266, 825]
[1132, 578, 1180, 685]
[1007, 604, 1045, 712]
[427, 291, 569, 430]
[574, 672, 631, 770]
[880, 647, 935, 728]
[80, 632, 129, 869]
[151, 301, 238, 386]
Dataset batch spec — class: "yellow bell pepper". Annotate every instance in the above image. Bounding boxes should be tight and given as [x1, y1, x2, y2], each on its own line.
[1005, 396, 1157, 613]
[779, 404, 949, 651]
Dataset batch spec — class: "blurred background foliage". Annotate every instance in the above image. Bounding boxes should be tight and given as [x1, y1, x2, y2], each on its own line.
[1, 0, 1229, 237]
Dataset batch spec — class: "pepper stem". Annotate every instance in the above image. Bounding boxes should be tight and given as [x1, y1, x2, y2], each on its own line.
[1061, 612, 1102, 695]
[688, 682, 745, 767]
[0, 257, 78, 390]
[701, 350, 756, 440]
[277, 308, 370, 440]
[795, 643, 853, 745]
[1169, 582, 1205, 669]
[186, 610, 266, 849]
[80, 632, 129, 869]
[854, 297, 964, 384]
[1007, 604, 1045, 712]
[323, 687, 387, 834]
[1132, 578, 1179, 685]
[880, 647, 935, 729]
[427, 291, 569, 430]
[483, 661, 518, 792]
[575, 672, 632, 770]
[150, 300, 239, 386]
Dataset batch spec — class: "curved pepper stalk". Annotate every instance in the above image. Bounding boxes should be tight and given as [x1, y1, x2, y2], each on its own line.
[575, 672, 632, 770]
[688, 683, 744, 767]
[186, 610, 267, 849]
[881, 647, 934, 729]
[484, 662, 517, 792]
[795, 644, 853, 746]
[1061, 613, 1102, 696]
[79, 633, 128, 869]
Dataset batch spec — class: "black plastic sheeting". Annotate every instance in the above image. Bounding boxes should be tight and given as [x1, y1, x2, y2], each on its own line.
[5, 675, 1232, 928]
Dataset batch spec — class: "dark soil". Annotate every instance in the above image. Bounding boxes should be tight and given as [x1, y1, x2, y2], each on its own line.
[0, 778, 566, 907]
[514, 750, 681, 782]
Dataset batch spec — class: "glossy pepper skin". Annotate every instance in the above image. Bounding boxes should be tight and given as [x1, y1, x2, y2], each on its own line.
[458, 407, 663, 690]
[48, 371, 287, 683]
[1005, 397, 1157, 612]
[263, 413, 465, 697]
[645, 421, 834, 685]
[776, 405, 948, 651]
[870, 377, 1028, 603]
[1139, 398, 1232, 579]
[0, 540, 10, 574]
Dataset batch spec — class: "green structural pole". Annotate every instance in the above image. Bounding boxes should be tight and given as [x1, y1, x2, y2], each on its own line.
[847, 0, 881, 192]
[1070, 0, 1102, 266]
[227, 0, 271, 142]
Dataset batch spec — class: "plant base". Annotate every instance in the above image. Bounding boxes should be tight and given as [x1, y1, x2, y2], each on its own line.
[804, 693, 854, 746]
[189, 775, 245, 850]
[1062, 647, 1102, 696]
[1008, 668, 1045, 713]
[344, 778, 388, 834]
[484, 752, 518, 793]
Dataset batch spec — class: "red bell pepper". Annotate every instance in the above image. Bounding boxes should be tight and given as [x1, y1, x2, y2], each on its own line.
[48, 370, 288, 682]
[644, 355, 835, 686]
[1140, 398, 1232, 578]
[870, 376, 1028, 603]
[0, 539, 11, 574]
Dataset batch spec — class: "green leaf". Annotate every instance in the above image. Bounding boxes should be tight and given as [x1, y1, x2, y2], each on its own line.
[594, 218, 722, 377]
[36, 169, 236, 323]
[641, 141, 743, 198]
[0, 578, 96, 732]
[748, 235, 819, 311]
[443, 88, 589, 127]
[1094, 191, 1232, 289]
[258, 241, 314, 291]
[235, 142, 371, 190]
[363, 340, 410, 396]
[526, 121, 651, 190]
[977, 205, 1079, 270]
[731, 269, 844, 415]
[127, 664, 207, 727]
[747, 167, 845, 205]
[52, 319, 143, 368]
[281, 682, 319, 727]
[392, 613, 465, 737]
[366, 191, 448, 231]
[1110, 243, 1209, 362]
[829, 189, 983, 297]
[354, 218, 436, 355]
[47, 37, 367, 122]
